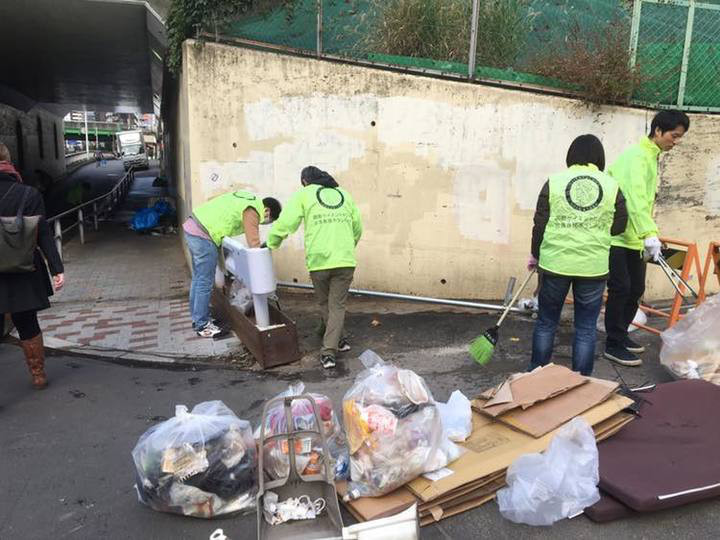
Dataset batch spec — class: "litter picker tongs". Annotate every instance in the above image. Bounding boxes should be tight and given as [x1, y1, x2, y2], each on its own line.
[656, 254, 698, 299]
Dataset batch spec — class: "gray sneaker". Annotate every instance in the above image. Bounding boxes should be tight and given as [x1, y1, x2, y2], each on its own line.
[624, 337, 646, 354]
[321, 355, 336, 369]
[197, 321, 222, 338]
[338, 339, 351, 353]
[604, 347, 642, 367]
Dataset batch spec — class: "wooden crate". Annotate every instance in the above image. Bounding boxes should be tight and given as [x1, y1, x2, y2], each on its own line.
[212, 288, 300, 369]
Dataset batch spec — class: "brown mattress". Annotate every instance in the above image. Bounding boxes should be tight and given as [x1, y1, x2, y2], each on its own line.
[597, 380, 720, 512]
[584, 491, 634, 523]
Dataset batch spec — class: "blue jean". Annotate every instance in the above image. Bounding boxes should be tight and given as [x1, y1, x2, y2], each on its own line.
[185, 233, 218, 330]
[529, 274, 606, 376]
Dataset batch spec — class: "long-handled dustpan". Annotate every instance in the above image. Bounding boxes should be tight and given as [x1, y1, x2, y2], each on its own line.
[257, 394, 344, 540]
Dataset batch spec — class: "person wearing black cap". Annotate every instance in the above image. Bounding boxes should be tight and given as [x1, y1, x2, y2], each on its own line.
[267, 166, 363, 369]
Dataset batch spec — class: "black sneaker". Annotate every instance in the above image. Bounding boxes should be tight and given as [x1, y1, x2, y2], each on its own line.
[338, 339, 351, 353]
[624, 337, 645, 354]
[321, 355, 336, 369]
[604, 347, 642, 367]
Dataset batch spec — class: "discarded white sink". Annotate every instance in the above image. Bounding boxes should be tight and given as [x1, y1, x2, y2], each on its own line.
[222, 236, 276, 328]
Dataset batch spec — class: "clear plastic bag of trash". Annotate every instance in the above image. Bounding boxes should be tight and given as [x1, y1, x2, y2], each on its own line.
[436, 390, 472, 442]
[496, 417, 600, 526]
[660, 294, 720, 384]
[342, 350, 463, 499]
[257, 382, 350, 481]
[132, 400, 257, 518]
[229, 277, 253, 315]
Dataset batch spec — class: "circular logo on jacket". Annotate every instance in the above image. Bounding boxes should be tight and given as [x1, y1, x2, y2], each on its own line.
[316, 187, 344, 209]
[565, 175, 603, 212]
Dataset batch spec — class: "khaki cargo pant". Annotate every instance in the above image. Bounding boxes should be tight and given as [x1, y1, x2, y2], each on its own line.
[309, 266, 355, 358]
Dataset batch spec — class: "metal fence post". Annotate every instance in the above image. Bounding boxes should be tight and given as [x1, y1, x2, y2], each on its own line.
[677, 0, 697, 107]
[468, 0, 480, 80]
[93, 202, 98, 231]
[78, 208, 85, 244]
[316, 0, 323, 57]
[54, 220, 63, 260]
[629, 0, 643, 69]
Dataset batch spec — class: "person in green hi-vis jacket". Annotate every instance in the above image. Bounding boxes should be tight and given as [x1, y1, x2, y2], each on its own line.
[528, 134, 628, 376]
[603, 110, 690, 368]
[182, 190, 282, 338]
[267, 166, 363, 369]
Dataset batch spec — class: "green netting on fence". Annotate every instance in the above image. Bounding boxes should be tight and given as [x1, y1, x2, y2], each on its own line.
[220, 0, 720, 111]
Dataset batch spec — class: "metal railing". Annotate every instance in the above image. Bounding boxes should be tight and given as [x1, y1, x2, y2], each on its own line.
[47, 168, 135, 259]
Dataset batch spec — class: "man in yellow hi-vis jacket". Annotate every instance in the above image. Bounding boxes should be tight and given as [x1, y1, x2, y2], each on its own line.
[604, 110, 690, 367]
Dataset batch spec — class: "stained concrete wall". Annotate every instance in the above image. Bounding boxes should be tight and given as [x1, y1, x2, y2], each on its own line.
[0, 104, 66, 186]
[177, 41, 720, 300]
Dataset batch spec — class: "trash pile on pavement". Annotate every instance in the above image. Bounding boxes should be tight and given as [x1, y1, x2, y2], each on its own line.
[132, 401, 257, 518]
[130, 350, 720, 535]
[660, 293, 720, 383]
[338, 362, 633, 526]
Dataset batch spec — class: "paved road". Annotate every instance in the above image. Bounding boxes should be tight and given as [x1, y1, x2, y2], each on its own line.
[1, 304, 717, 540]
[45, 159, 161, 220]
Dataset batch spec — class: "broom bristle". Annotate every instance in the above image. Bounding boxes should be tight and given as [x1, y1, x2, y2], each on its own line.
[469, 335, 495, 365]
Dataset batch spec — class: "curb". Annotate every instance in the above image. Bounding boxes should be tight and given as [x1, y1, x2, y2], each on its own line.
[40, 335, 257, 371]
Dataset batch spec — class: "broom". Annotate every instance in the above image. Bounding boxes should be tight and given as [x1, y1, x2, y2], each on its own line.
[469, 268, 537, 365]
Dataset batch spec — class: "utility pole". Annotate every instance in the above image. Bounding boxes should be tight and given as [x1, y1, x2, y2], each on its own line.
[84, 108, 90, 158]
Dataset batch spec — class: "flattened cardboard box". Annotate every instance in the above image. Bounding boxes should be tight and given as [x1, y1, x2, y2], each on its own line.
[475, 378, 620, 438]
[407, 393, 633, 501]
[479, 363, 587, 417]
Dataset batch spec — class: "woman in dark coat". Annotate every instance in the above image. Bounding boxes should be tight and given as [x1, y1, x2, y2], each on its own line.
[0, 143, 64, 389]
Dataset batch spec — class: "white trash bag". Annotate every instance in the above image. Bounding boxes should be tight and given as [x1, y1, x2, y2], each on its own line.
[496, 417, 600, 526]
[436, 390, 472, 442]
[660, 294, 720, 384]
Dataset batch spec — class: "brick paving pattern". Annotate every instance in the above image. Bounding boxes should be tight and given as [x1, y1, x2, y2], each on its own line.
[38, 174, 245, 360]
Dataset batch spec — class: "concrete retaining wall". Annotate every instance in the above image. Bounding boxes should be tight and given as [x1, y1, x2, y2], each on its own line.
[176, 41, 720, 300]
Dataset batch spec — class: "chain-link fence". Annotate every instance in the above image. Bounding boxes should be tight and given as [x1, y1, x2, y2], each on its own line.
[214, 0, 720, 112]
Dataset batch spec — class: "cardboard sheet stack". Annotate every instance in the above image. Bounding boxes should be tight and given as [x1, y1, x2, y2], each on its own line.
[339, 364, 634, 526]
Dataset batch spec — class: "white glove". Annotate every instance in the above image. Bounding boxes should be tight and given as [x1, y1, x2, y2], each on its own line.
[644, 236, 662, 262]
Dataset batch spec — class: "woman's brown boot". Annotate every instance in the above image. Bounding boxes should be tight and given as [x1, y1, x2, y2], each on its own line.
[19, 334, 48, 389]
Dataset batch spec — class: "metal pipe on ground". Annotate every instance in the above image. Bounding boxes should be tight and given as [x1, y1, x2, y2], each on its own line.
[277, 281, 525, 313]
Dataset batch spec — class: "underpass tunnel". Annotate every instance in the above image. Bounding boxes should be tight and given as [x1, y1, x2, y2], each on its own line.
[0, 0, 169, 217]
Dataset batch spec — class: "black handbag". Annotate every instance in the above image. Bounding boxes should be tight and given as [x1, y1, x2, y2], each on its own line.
[0, 184, 40, 273]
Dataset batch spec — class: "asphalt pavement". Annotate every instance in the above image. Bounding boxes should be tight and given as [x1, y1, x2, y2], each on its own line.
[1, 302, 718, 540]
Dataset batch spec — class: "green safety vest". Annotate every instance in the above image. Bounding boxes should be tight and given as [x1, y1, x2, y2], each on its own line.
[539, 165, 619, 277]
[192, 190, 265, 246]
[608, 137, 661, 251]
[267, 184, 363, 271]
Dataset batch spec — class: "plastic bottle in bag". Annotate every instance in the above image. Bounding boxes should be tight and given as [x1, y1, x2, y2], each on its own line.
[343, 350, 463, 499]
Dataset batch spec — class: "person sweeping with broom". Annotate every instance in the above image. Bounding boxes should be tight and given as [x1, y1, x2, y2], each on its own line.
[525, 134, 628, 376]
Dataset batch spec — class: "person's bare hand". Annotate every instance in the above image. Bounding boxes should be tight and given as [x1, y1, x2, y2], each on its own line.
[53, 273, 65, 291]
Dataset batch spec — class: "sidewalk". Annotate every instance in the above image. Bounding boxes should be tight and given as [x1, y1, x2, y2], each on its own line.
[36, 173, 248, 364]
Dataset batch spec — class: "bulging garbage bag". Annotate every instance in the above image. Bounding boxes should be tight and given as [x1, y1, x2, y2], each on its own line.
[496, 417, 600, 526]
[132, 400, 257, 518]
[660, 294, 720, 384]
[436, 390, 472, 443]
[343, 350, 463, 499]
[257, 382, 350, 481]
